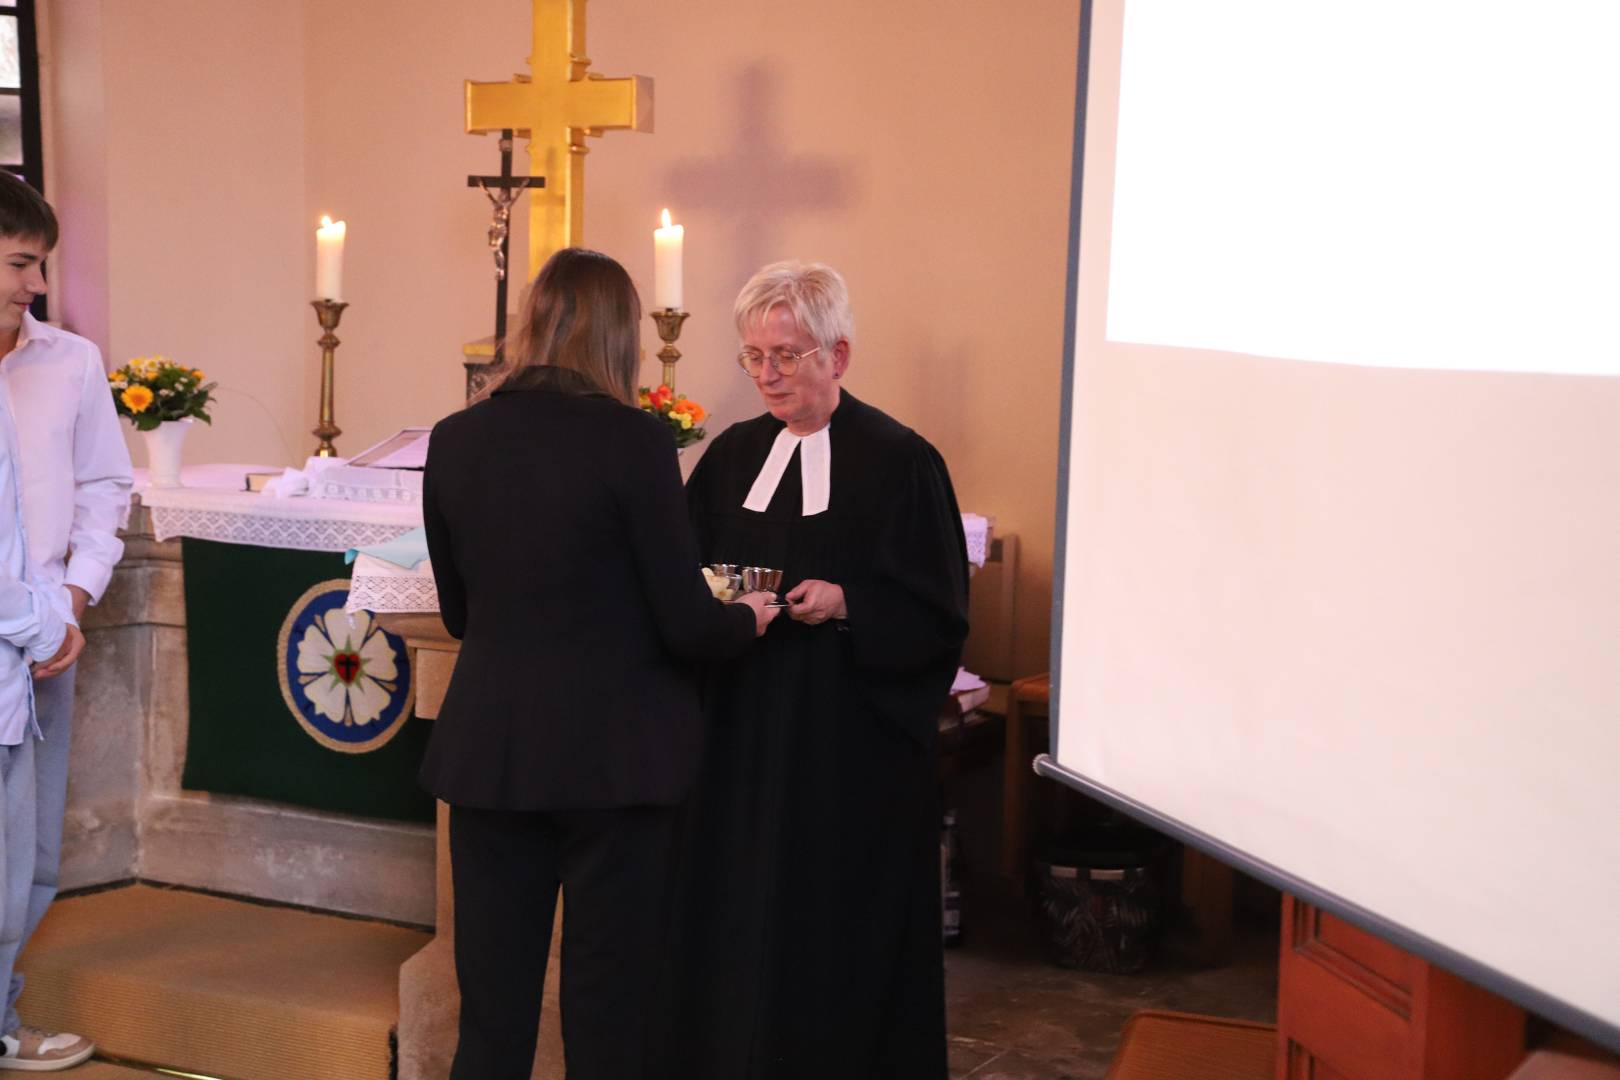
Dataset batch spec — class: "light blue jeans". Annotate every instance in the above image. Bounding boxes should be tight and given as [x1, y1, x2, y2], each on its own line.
[1, 668, 70, 1035]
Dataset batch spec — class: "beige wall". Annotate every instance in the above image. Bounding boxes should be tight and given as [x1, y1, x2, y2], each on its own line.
[47, 0, 311, 466]
[47, 0, 1078, 678]
[300, 0, 534, 447]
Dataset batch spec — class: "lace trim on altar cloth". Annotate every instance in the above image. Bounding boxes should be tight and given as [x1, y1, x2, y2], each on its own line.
[344, 572, 442, 615]
[146, 504, 416, 553]
[135, 479, 421, 554]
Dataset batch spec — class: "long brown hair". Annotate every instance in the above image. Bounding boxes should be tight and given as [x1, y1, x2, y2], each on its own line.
[496, 247, 641, 405]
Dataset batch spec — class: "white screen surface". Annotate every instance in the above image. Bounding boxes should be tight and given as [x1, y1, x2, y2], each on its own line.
[1106, 2, 1620, 376]
[1055, 0, 1620, 1045]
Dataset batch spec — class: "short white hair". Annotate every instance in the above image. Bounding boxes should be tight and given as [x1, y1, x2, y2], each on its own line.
[733, 261, 855, 352]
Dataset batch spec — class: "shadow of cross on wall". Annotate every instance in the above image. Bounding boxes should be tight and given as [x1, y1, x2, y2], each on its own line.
[665, 64, 858, 288]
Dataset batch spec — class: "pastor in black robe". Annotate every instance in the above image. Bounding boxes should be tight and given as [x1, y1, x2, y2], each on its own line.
[659, 390, 970, 1080]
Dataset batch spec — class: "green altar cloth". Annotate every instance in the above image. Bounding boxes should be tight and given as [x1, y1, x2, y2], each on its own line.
[179, 538, 435, 823]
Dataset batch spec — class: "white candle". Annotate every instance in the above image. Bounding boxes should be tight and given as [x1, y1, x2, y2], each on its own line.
[653, 208, 684, 310]
[315, 215, 346, 301]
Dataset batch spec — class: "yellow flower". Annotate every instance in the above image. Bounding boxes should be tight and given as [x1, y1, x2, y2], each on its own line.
[677, 413, 693, 430]
[192, 368, 205, 379]
[121, 386, 154, 413]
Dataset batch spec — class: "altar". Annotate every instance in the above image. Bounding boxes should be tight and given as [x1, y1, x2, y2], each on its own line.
[56, 466, 441, 926]
[134, 467, 434, 826]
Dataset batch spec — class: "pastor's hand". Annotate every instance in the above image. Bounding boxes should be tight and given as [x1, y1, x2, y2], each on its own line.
[733, 591, 783, 637]
[785, 579, 846, 625]
[68, 585, 91, 622]
[33, 625, 85, 680]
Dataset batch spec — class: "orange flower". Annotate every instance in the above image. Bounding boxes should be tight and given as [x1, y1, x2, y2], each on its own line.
[121, 386, 154, 413]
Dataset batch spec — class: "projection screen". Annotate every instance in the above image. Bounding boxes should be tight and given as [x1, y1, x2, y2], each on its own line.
[1039, 0, 1620, 1051]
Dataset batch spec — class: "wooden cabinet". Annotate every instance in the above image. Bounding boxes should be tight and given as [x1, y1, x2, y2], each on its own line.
[1277, 895, 1526, 1079]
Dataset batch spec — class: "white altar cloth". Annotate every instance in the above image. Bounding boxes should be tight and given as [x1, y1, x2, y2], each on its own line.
[134, 464, 420, 553]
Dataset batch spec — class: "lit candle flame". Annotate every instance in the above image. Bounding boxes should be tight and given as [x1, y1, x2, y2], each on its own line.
[320, 215, 333, 228]
[661, 208, 672, 229]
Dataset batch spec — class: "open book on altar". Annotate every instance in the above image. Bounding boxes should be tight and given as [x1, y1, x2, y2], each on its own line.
[350, 427, 431, 469]
[313, 427, 431, 504]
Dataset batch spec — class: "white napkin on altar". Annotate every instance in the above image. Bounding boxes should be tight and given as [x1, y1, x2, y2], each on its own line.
[264, 456, 349, 498]
[743, 426, 830, 516]
[263, 468, 309, 498]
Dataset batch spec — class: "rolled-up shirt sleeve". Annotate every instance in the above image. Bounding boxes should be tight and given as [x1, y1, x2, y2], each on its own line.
[62, 347, 134, 604]
[0, 569, 67, 662]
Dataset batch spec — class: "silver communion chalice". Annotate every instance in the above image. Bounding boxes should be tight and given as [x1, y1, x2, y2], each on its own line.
[741, 567, 791, 608]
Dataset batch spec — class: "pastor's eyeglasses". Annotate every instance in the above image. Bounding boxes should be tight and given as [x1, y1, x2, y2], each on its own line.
[737, 345, 820, 378]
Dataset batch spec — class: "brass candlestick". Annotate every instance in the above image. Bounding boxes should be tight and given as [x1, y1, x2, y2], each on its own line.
[650, 308, 689, 391]
[311, 299, 348, 457]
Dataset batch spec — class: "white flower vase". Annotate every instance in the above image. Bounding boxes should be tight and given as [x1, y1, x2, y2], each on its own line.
[141, 418, 193, 488]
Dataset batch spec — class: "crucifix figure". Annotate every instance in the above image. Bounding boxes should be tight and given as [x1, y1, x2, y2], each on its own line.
[465, 0, 654, 276]
[468, 129, 544, 360]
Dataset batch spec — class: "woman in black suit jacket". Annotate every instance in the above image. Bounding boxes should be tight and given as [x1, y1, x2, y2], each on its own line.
[422, 248, 778, 1080]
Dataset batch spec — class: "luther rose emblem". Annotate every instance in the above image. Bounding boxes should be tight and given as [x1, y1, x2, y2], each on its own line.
[277, 579, 414, 753]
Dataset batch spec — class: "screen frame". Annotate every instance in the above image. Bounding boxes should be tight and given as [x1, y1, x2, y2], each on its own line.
[1038, 0, 1620, 1054]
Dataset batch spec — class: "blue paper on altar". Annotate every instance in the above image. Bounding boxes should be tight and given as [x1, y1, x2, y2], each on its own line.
[346, 527, 430, 570]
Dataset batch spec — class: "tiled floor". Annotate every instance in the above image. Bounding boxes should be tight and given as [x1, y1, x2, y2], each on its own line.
[943, 895, 1279, 1080]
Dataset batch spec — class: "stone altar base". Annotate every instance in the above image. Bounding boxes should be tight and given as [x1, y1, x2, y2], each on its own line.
[70, 511, 437, 922]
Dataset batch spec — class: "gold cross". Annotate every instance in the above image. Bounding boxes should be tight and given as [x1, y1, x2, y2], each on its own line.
[466, 0, 653, 279]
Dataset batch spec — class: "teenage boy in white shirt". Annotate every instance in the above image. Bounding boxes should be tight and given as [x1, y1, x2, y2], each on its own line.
[0, 379, 83, 1071]
[0, 172, 131, 1071]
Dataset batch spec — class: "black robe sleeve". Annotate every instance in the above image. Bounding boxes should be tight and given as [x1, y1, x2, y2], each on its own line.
[841, 436, 971, 743]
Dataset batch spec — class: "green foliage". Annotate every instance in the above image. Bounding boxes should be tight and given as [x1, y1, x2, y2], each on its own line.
[108, 356, 217, 432]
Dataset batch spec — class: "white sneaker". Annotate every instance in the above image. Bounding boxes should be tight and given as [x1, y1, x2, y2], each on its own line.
[0, 1027, 95, 1071]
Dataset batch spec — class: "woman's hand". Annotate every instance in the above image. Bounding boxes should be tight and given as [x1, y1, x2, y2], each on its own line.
[733, 591, 783, 637]
[785, 580, 846, 625]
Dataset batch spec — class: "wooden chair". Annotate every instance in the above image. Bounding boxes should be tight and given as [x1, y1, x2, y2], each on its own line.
[998, 672, 1050, 878]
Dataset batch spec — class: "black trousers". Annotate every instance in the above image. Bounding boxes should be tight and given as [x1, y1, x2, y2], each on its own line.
[449, 804, 678, 1080]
